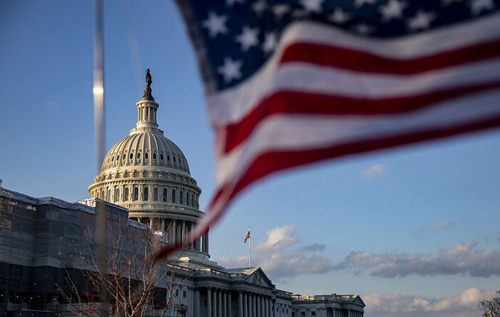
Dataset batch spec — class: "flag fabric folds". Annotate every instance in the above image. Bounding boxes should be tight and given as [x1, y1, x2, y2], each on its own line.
[156, 0, 500, 259]
[244, 229, 251, 243]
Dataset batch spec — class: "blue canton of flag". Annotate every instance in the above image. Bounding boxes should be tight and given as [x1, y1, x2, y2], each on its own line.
[155, 0, 500, 260]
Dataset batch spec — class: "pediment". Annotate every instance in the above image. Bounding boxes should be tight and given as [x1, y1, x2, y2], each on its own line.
[246, 268, 274, 288]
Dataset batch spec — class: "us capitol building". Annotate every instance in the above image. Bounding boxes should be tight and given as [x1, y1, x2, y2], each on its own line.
[0, 72, 365, 317]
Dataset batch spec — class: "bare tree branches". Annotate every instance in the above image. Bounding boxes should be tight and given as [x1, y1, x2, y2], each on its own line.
[57, 220, 193, 317]
[479, 290, 500, 317]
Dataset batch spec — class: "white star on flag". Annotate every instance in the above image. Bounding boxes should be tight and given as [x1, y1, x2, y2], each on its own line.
[441, 0, 463, 6]
[226, 0, 245, 7]
[353, 22, 375, 35]
[273, 4, 291, 19]
[300, 0, 324, 13]
[407, 9, 436, 31]
[379, 0, 407, 22]
[263, 32, 277, 54]
[218, 57, 243, 83]
[236, 26, 259, 51]
[203, 11, 228, 38]
[354, 0, 376, 8]
[470, 0, 495, 15]
[328, 7, 351, 24]
[252, 0, 267, 15]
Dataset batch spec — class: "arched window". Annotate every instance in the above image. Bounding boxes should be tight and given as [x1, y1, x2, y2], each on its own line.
[143, 187, 149, 201]
[124, 187, 129, 201]
[180, 190, 183, 204]
[130, 153, 133, 160]
[171, 189, 176, 203]
[115, 188, 120, 202]
[153, 153, 156, 160]
[108, 189, 111, 201]
[163, 188, 168, 202]
[153, 188, 158, 201]
[145, 152, 149, 160]
[133, 187, 139, 201]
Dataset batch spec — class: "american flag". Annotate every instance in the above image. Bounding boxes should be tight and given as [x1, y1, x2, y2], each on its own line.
[244, 228, 251, 243]
[156, 0, 500, 259]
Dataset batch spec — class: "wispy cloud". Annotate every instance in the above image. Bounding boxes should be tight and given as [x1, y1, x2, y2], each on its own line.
[364, 287, 496, 317]
[334, 241, 500, 278]
[217, 225, 333, 280]
[420, 221, 455, 232]
[362, 164, 386, 179]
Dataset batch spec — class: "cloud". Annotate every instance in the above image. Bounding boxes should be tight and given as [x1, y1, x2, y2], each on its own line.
[364, 287, 496, 317]
[254, 225, 300, 252]
[362, 164, 386, 179]
[334, 241, 500, 277]
[217, 225, 333, 280]
[420, 221, 455, 232]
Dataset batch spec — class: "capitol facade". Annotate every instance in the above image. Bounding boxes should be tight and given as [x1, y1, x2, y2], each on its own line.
[0, 72, 365, 317]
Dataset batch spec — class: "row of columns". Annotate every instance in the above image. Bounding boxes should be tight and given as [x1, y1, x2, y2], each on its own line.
[238, 291, 274, 317]
[193, 288, 275, 317]
[135, 217, 209, 253]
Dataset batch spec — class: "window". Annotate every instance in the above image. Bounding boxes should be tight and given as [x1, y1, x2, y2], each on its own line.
[124, 187, 129, 201]
[172, 189, 176, 203]
[160, 153, 164, 161]
[133, 187, 139, 201]
[130, 153, 133, 160]
[174, 156, 177, 162]
[312, 312, 316, 316]
[301, 312, 305, 316]
[180, 190, 183, 204]
[137, 152, 141, 159]
[145, 152, 149, 159]
[163, 188, 168, 202]
[143, 187, 149, 201]
[153, 188, 158, 201]
[183, 291, 186, 298]
[153, 153, 156, 160]
[123, 154, 126, 160]
[167, 155, 170, 161]
[115, 188, 120, 202]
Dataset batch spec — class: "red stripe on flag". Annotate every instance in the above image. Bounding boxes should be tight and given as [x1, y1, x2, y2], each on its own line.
[222, 81, 500, 154]
[214, 114, 500, 217]
[281, 40, 500, 74]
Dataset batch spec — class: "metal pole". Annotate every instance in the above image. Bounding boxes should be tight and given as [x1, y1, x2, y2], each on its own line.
[248, 226, 251, 268]
[94, 0, 107, 315]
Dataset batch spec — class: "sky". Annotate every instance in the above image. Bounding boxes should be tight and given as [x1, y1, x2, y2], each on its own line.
[1, 1, 499, 316]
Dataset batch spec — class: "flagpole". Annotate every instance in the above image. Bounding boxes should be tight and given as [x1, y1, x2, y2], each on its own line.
[94, 0, 107, 315]
[248, 226, 251, 268]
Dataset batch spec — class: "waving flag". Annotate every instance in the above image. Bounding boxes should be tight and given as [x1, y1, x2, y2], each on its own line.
[244, 228, 251, 243]
[156, 0, 500, 260]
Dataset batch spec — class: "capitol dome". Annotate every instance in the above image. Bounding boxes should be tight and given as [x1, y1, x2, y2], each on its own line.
[88, 70, 211, 262]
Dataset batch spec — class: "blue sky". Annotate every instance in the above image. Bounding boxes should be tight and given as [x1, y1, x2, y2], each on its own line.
[1, 1, 499, 316]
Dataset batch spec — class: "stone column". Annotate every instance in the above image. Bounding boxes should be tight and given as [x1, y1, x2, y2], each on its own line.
[228, 292, 232, 317]
[257, 295, 261, 317]
[218, 289, 222, 317]
[207, 288, 212, 317]
[171, 220, 177, 245]
[195, 288, 200, 317]
[182, 220, 186, 244]
[238, 292, 243, 317]
[213, 289, 218, 317]
[224, 290, 228, 317]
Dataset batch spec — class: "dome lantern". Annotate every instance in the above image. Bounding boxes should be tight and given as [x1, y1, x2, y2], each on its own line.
[135, 69, 159, 130]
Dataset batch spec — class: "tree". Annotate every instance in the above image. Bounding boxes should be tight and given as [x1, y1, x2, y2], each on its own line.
[57, 217, 192, 317]
[479, 290, 500, 317]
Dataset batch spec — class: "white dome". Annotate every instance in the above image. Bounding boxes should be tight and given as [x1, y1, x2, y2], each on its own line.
[101, 129, 190, 175]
